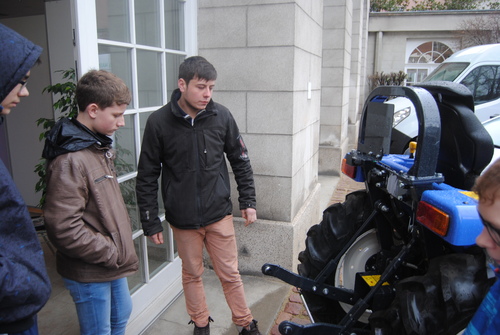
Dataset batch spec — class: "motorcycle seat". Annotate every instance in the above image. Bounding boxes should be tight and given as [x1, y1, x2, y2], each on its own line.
[416, 81, 494, 190]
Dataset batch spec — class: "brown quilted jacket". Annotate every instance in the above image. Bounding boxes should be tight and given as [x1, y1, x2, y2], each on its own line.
[44, 142, 138, 282]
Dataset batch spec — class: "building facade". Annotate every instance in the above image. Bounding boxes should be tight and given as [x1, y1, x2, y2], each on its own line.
[1, 0, 497, 333]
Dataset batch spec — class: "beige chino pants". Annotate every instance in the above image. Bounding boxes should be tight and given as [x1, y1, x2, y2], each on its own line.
[171, 215, 254, 328]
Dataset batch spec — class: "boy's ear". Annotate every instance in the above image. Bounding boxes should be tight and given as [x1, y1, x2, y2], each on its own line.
[87, 103, 99, 119]
[178, 78, 186, 93]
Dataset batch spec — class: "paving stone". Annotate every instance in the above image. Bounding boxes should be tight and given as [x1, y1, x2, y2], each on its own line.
[275, 312, 292, 324]
[289, 292, 302, 304]
[269, 324, 281, 335]
[284, 302, 303, 315]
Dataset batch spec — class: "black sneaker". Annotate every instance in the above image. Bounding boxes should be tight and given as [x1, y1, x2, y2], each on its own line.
[189, 317, 213, 335]
[239, 319, 261, 335]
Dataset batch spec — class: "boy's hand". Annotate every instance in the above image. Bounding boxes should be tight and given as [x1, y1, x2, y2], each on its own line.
[241, 208, 257, 227]
[148, 232, 164, 244]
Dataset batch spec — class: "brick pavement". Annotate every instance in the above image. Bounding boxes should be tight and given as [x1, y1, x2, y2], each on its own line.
[268, 174, 365, 335]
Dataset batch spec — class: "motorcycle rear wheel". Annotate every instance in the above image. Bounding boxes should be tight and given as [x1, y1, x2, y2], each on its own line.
[298, 190, 374, 325]
[335, 229, 380, 324]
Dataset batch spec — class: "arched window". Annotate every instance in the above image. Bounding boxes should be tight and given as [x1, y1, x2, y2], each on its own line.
[406, 41, 454, 85]
[409, 41, 453, 64]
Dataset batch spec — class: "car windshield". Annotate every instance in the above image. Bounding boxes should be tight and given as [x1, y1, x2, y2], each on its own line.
[422, 62, 470, 82]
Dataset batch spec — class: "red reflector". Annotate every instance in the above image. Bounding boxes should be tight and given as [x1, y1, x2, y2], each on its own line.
[416, 201, 450, 236]
[342, 158, 357, 179]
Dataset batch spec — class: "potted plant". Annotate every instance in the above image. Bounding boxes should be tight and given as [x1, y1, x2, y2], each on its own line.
[34, 68, 78, 207]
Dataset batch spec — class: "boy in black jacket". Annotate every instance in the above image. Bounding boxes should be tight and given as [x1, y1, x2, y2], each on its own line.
[136, 56, 260, 335]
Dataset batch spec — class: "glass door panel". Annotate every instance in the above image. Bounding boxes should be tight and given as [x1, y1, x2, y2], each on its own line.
[147, 221, 176, 276]
[166, 53, 185, 98]
[128, 237, 146, 293]
[139, 111, 153, 140]
[98, 45, 134, 107]
[115, 114, 137, 176]
[119, 178, 141, 232]
[137, 50, 163, 108]
[96, 0, 131, 42]
[135, 0, 161, 47]
[165, 0, 185, 50]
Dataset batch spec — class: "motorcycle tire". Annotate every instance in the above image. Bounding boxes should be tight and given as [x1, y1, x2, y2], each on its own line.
[297, 190, 374, 325]
[369, 251, 492, 335]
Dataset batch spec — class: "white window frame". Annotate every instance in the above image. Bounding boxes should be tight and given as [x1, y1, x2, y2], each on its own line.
[72, 0, 198, 333]
[404, 39, 457, 85]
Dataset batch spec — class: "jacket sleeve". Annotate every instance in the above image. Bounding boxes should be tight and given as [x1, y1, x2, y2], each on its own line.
[136, 115, 164, 236]
[0, 161, 51, 327]
[224, 111, 257, 210]
[43, 157, 120, 269]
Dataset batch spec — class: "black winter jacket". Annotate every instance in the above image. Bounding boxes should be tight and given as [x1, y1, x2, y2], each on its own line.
[136, 89, 256, 234]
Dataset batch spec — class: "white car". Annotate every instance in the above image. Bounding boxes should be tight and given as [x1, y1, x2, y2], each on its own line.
[481, 115, 500, 172]
[390, 43, 500, 154]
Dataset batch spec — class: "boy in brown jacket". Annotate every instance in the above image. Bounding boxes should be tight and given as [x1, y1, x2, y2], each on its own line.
[43, 70, 138, 335]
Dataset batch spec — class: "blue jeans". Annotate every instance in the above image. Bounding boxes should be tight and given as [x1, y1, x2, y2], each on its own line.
[63, 277, 132, 335]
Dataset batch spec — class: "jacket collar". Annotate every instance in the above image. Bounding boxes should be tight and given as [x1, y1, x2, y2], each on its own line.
[42, 118, 113, 160]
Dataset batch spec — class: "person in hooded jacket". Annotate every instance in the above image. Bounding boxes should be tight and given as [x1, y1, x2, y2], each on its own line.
[0, 23, 51, 335]
[42, 69, 139, 335]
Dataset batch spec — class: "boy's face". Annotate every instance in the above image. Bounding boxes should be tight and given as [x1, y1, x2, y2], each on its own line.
[89, 102, 127, 136]
[178, 76, 215, 114]
[476, 199, 500, 265]
[1, 71, 30, 115]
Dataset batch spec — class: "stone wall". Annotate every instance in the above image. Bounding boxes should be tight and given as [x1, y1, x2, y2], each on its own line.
[198, 0, 325, 273]
[319, 0, 369, 175]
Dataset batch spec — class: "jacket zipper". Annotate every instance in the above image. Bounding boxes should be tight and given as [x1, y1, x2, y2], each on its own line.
[95, 174, 114, 183]
[192, 125, 203, 226]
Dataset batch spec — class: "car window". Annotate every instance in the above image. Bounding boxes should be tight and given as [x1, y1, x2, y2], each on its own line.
[423, 62, 469, 82]
[483, 117, 500, 146]
[460, 65, 500, 105]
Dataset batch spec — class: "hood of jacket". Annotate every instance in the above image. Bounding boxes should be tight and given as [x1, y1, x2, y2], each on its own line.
[42, 118, 113, 160]
[0, 23, 43, 103]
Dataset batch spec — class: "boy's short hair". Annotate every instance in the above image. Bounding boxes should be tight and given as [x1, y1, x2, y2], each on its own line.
[178, 56, 217, 85]
[473, 158, 500, 204]
[76, 70, 131, 112]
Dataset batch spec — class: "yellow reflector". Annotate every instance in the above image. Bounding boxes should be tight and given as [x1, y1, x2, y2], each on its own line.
[361, 274, 390, 287]
[409, 141, 417, 154]
[341, 158, 357, 179]
[416, 201, 450, 236]
[460, 191, 479, 200]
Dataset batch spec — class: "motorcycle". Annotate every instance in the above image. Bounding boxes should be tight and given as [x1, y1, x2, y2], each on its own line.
[262, 82, 495, 335]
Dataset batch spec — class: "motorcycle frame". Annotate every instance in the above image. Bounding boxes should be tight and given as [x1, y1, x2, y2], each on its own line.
[262, 86, 451, 335]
